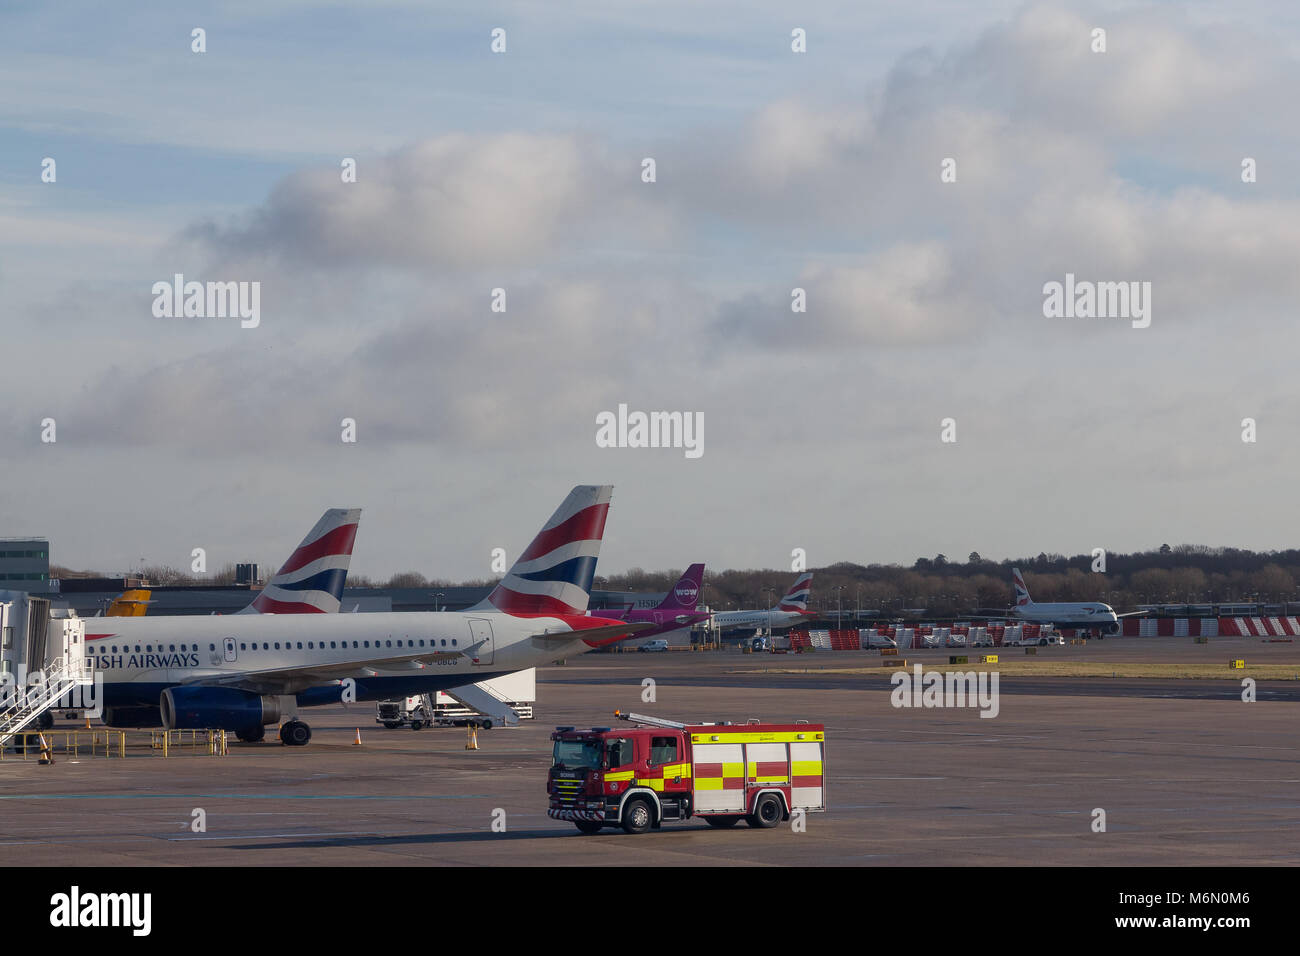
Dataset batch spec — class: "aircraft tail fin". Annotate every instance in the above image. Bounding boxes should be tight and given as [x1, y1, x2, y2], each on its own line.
[655, 563, 704, 611]
[776, 572, 813, 611]
[106, 589, 152, 617]
[243, 508, 361, 614]
[1012, 567, 1033, 607]
[469, 486, 612, 615]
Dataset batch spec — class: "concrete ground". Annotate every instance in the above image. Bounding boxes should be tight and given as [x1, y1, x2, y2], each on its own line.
[1, 637, 1297, 866]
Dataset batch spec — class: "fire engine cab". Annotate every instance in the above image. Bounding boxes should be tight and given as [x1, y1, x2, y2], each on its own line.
[548, 710, 826, 834]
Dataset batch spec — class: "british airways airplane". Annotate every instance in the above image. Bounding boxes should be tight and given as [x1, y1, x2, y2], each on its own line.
[87, 486, 646, 745]
[710, 573, 815, 632]
[995, 567, 1145, 635]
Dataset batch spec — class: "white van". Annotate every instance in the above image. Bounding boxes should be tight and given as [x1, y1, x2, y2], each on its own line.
[637, 639, 670, 652]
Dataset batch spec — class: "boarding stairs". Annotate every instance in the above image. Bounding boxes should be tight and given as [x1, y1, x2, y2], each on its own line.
[0, 657, 91, 749]
[443, 680, 524, 726]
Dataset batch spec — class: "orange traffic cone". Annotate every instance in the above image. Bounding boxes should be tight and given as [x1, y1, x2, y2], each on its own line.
[37, 733, 54, 765]
[353, 728, 362, 746]
[465, 724, 479, 750]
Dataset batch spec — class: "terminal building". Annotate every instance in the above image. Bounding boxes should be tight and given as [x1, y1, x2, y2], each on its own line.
[0, 539, 50, 587]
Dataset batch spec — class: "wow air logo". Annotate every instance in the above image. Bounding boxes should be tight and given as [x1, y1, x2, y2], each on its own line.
[674, 581, 700, 605]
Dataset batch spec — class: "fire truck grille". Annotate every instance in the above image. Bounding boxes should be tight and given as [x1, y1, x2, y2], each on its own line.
[553, 779, 584, 805]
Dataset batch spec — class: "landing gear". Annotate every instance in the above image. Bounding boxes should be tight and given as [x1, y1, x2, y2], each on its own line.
[410, 719, 424, 731]
[279, 720, 312, 746]
[236, 725, 266, 743]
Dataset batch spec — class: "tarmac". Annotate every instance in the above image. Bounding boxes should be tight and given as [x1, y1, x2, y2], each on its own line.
[1, 636, 1298, 866]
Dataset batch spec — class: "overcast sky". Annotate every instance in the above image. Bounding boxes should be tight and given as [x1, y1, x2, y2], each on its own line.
[3, 1, 1300, 581]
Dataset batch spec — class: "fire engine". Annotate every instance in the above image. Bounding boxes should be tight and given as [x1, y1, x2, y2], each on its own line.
[547, 710, 826, 834]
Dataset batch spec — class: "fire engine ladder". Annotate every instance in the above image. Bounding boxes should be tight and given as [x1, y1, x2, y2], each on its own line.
[614, 711, 687, 730]
[0, 657, 87, 748]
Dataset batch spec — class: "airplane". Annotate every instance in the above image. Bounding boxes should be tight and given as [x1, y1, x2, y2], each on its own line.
[709, 572, 815, 632]
[85, 486, 647, 745]
[590, 563, 710, 641]
[982, 567, 1145, 636]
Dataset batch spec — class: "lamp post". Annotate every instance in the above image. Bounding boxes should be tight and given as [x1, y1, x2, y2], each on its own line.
[833, 585, 845, 630]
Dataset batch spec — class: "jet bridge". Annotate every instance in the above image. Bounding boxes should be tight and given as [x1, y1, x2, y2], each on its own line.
[0, 591, 94, 748]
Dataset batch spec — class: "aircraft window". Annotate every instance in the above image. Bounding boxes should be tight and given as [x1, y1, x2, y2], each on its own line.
[146, 645, 153, 652]
[364, 641, 370, 648]
[111, 646, 118, 653]
[209, 644, 215, 651]
[169, 645, 175, 652]
[441, 640, 447, 646]
[352, 641, 358, 648]
[418, 640, 424, 647]
[452, 640, 457, 646]
[297, 642, 303, 649]
[135, 646, 141, 652]
[273, 643, 280, 650]
[240, 643, 246, 651]
[386, 640, 392, 648]
[308, 642, 313, 649]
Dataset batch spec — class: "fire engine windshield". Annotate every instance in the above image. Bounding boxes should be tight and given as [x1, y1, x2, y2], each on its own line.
[552, 739, 603, 770]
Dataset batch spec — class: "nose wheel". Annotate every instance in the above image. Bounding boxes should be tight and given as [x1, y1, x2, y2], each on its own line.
[279, 720, 312, 746]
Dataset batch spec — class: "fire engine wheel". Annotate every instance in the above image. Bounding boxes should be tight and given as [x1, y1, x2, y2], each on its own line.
[574, 821, 604, 835]
[621, 798, 654, 834]
[747, 794, 783, 828]
[236, 725, 265, 743]
[410, 720, 424, 730]
[703, 815, 742, 828]
[383, 721, 402, 729]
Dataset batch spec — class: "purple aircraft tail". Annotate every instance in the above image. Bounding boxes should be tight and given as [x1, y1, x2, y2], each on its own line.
[656, 563, 705, 611]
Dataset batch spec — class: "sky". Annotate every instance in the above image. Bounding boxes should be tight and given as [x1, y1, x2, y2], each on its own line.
[2, 1, 1300, 581]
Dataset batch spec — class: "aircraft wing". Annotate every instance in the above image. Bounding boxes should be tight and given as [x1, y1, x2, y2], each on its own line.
[529, 621, 653, 646]
[180, 642, 488, 695]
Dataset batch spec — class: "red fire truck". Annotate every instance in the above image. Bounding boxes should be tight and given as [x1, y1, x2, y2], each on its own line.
[547, 711, 826, 834]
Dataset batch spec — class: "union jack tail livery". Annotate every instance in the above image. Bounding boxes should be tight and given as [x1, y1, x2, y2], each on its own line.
[777, 572, 814, 612]
[1011, 568, 1033, 607]
[470, 485, 612, 615]
[242, 508, 362, 614]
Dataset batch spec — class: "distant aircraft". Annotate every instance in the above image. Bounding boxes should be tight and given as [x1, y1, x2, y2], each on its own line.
[85, 486, 646, 745]
[985, 567, 1145, 635]
[103, 509, 362, 617]
[710, 573, 814, 632]
[591, 563, 710, 641]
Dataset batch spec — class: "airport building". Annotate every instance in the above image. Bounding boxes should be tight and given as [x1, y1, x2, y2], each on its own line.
[0, 538, 50, 586]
